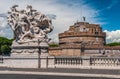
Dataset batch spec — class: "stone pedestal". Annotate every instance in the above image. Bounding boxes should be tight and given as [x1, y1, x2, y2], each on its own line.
[8, 41, 50, 68]
[8, 41, 39, 68]
[6, 42, 45, 68]
[39, 41, 49, 68]
[40, 55, 48, 68]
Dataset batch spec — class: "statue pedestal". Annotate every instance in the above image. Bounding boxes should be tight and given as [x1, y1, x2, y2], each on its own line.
[39, 41, 49, 68]
[8, 42, 39, 68]
[8, 41, 50, 68]
[40, 55, 48, 68]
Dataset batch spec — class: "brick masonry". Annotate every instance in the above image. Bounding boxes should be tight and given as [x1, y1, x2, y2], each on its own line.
[49, 22, 120, 57]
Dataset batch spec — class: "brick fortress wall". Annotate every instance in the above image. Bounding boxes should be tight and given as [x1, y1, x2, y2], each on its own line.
[49, 22, 120, 57]
[59, 22, 106, 47]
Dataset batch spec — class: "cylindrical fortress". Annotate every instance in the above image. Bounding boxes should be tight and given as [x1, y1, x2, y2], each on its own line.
[59, 22, 106, 47]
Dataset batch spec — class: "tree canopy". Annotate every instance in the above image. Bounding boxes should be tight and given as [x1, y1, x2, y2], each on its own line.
[106, 42, 120, 46]
[49, 42, 59, 47]
[0, 37, 13, 55]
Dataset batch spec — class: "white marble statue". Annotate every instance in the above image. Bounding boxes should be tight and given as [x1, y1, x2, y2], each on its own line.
[7, 5, 53, 44]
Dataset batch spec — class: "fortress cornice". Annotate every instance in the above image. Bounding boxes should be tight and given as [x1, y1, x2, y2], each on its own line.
[59, 32, 106, 38]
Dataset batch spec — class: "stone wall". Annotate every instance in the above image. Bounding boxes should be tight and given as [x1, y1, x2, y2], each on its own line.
[4, 57, 38, 68]
[49, 46, 120, 57]
[49, 47, 62, 56]
[1, 55, 120, 69]
[49, 47, 81, 56]
[3, 53, 39, 68]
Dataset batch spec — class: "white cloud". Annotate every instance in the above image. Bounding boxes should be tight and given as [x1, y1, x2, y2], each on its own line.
[104, 30, 120, 43]
[0, 0, 104, 41]
[0, 17, 8, 28]
[0, 30, 5, 36]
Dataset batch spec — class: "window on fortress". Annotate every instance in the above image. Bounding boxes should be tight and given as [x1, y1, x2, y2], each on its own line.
[95, 31, 99, 34]
[83, 28, 87, 32]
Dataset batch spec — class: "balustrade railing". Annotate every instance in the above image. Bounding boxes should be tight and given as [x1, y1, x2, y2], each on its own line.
[55, 57, 83, 65]
[1, 55, 120, 68]
[90, 57, 120, 66]
[54, 56, 120, 67]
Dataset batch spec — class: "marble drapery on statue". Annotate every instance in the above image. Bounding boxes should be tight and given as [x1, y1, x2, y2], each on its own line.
[7, 5, 53, 44]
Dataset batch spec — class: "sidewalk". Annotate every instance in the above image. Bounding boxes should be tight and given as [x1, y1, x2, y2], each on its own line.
[0, 67, 120, 78]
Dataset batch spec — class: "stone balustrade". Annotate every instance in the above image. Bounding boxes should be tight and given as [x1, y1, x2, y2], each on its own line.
[1, 56, 120, 69]
[53, 56, 120, 69]
[90, 57, 120, 66]
[55, 57, 83, 65]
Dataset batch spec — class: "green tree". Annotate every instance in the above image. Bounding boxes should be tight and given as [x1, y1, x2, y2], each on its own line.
[106, 42, 120, 46]
[49, 42, 59, 47]
[0, 37, 13, 55]
[1, 45, 11, 55]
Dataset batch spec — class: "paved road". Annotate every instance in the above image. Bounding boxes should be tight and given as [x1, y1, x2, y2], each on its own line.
[0, 67, 120, 75]
[0, 74, 118, 79]
[0, 68, 120, 79]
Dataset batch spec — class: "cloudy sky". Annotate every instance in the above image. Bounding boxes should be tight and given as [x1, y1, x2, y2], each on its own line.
[0, 0, 120, 43]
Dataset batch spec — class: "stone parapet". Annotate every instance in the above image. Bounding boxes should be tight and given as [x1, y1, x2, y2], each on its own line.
[59, 32, 106, 38]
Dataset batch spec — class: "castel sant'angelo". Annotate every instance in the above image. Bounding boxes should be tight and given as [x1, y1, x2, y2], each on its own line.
[49, 19, 120, 57]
